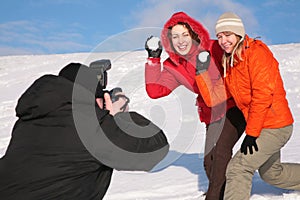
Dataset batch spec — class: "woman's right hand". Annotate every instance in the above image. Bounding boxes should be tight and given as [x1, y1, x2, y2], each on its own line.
[145, 35, 163, 58]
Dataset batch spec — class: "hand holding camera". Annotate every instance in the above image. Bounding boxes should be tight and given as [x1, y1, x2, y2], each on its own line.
[104, 89, 130, 116]
[145, 35, 163, 58]
[90, 59, 130, 115]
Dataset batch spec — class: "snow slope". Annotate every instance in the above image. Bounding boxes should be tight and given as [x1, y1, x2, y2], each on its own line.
[0, 43, 300, 199]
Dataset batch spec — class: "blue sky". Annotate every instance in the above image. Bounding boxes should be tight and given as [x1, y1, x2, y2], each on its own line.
[0, 0, 299, 56]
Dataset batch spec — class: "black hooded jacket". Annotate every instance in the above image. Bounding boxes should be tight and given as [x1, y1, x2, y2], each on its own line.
[0, 70, 169, 199]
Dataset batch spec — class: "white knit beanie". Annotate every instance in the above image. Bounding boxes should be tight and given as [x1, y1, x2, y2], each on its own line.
[215, 12, 245, 37]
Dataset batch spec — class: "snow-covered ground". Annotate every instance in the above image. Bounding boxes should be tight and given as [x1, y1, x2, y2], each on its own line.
[0, 43, 300, 199]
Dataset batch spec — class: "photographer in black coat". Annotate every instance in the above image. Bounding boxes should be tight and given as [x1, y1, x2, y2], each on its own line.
[0, 62, 169, 200]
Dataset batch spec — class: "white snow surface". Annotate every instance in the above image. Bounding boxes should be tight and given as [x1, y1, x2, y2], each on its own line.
[0, 43, 300, 199]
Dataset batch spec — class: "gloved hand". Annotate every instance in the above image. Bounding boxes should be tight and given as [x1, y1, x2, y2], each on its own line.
[145, 35, 163, 58]
[241, 135, 258, 155]
[196, 51, 210, 75]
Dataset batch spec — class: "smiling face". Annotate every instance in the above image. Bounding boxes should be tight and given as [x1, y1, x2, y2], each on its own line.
[170, 24, 193, 56]
[216, 31, 239, 54]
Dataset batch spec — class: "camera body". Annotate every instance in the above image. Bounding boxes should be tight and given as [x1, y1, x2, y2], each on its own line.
[89, 59, 128, 105]
[89, 59, 111, 89]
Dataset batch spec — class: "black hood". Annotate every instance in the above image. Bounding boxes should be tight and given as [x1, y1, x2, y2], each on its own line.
[59, 63, 104, 98]
[15, 74, 98, 121]
[16, 63, 105, 121]
[16, 75, 75, 120]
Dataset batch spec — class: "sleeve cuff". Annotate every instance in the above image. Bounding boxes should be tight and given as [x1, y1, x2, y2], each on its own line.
[196, 69, 208, 75]
[147, 57, 161, 65]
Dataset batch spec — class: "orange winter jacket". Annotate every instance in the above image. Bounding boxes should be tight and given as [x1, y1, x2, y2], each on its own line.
[195, 35, 293, 137]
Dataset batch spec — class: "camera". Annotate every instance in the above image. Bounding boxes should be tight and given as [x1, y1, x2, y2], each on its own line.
[89, 59, 111, 89]
[89, 59, 129, 107]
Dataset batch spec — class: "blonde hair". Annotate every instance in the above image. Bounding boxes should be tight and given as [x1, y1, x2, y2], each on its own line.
[222, 33, 244, 73]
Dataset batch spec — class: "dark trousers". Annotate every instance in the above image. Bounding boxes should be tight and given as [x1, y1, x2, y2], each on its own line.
[204, 107, 245, 200]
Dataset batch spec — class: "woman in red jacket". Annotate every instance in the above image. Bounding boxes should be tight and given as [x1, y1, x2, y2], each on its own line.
[144, 11, 245, 200]
[196, 12, 300, 199]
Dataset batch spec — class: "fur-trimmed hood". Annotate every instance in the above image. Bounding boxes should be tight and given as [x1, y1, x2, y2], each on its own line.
[161, 12, 210, 65]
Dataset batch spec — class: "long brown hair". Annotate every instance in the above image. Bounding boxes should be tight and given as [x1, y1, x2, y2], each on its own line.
[167, 22, 200, 46]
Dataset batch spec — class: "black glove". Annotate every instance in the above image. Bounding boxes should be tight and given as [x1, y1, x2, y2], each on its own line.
[196, 51, 210, 75]
[241, 135, 258, 155]
[145, 35, 163, 58]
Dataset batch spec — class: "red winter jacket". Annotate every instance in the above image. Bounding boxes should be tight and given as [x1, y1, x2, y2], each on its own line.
[145, 12, 236, 125]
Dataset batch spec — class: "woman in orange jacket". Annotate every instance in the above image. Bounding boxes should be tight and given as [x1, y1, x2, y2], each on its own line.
[195, 12, 300, 199]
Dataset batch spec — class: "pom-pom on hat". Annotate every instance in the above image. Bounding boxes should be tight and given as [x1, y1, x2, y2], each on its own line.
[215, 12, 245, 38]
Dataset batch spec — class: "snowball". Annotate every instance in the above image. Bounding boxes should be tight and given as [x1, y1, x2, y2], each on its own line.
[147, 37, 160, 50]
[198, 51, 209, 63]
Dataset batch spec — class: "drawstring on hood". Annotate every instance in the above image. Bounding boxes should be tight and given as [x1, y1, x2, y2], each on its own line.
[222, 35, 245, 77]
[230, 35, 244, 67]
